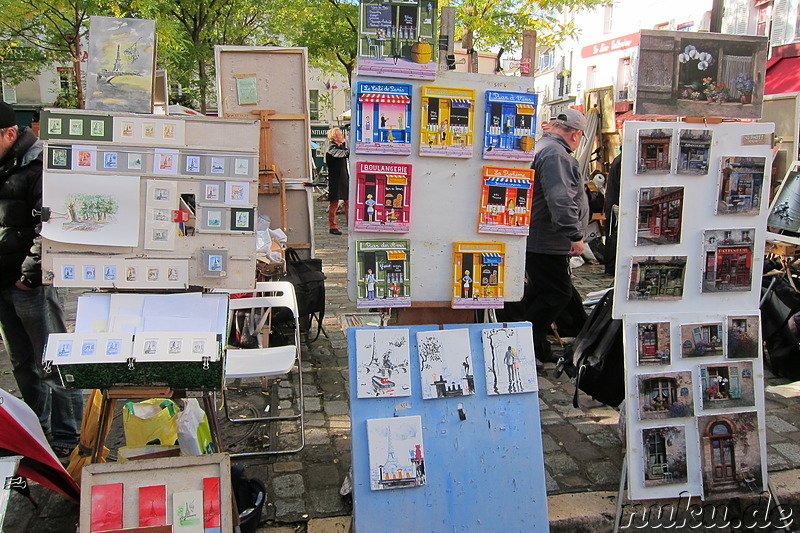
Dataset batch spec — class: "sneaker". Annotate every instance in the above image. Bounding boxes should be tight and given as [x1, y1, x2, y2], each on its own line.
[51, 445, 72, 459]
[329, 228, 342, 235]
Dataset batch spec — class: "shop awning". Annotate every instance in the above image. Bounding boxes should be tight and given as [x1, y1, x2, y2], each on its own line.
[450, 99, 472, 108]
[386, 250, 406, 260]
[481, 252, 503, 264]
[359, 93, 411, 104]
[386, 174, 407, 184]
[516, 104, 536, 115]
[486, 177, 531, 188]
[765, 55, 800, 95]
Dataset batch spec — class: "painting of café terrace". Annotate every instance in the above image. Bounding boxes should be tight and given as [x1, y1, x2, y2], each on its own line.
[701, 228, 754, 293]
[637, 128, 673, 174]
[628, 256, 687, 301]
[677, 129, 712, 174]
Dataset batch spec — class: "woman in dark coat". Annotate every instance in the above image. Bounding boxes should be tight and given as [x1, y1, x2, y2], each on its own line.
[325, 127, 349, 234]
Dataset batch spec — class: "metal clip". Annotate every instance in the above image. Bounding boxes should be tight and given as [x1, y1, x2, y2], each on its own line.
[202, 356, 211, 370]
[43, 360, 52, 374]
[127, 357, 135, 370]
[4, 476, 26, 490]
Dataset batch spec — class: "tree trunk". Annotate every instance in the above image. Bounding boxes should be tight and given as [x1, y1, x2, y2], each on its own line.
[198, 56, 208, 114]
[72, 39, 85, 109]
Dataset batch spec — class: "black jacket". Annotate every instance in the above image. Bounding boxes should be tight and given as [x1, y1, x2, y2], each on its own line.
[325, 141, 350, 201]
[0, 127, 44, 289]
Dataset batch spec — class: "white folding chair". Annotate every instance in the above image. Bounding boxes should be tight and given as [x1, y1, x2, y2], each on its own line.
[218, 281, 305, 455]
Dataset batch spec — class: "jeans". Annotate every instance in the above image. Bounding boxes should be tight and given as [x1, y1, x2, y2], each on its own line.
[0, 285, 83, 449]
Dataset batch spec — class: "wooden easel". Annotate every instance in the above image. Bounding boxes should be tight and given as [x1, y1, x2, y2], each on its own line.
[252, 109, 288, 231]
[91, 387, 223, 463]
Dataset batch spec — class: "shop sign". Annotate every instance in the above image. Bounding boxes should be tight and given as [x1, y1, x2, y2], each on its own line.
[741, 133, 770, 146]
[581, 32, 640, 58]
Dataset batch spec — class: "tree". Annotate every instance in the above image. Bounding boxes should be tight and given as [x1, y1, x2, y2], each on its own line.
[441, 0, 610, 52]
[0, 0, 114, 108]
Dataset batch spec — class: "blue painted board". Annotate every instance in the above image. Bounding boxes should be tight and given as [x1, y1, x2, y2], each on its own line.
[349, 322, 549, 533]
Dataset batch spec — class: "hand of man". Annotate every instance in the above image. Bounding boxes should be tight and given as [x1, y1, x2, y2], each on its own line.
[569, 240, 585, 257]
[14, 280, 32, 291]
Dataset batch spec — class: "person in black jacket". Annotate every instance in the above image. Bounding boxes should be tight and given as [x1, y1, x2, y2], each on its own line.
[325, 127, 349, 235]
[0, 102, 83, 456]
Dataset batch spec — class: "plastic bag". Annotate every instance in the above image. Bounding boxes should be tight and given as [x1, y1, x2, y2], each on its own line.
[176, 399, 214, 455]
[122, 398, 180, 447]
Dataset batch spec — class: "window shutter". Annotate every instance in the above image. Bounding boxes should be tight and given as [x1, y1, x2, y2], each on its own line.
[735, 4, 748, 34]
[771, 0, 789, 45]
[635, 32, 677, 114]
[722, 0, 742, 33]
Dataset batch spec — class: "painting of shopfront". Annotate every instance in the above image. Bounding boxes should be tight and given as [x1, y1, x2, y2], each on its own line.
[717, 156, 765, 215]
[478, 166, 534, 235]
[356, 240, 412, 308]
[482, 91, 538, 161]
[677, 129, 712, 174]
[420, 86, 475, 158]
[452, 242, 505, 309]
[636, 187, 684, 245]
[354, 161, 412, 233]
[355, 82, 412, 155]
[628, 256, 687, 300]
[637, 129, 673, 174]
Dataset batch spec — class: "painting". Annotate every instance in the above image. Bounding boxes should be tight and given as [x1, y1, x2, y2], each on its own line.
[477, 166, 534, 236]
[637, 370, 694, 420]
[367, 415, 425, 491]
[680, 322, 723, 357]
[634, 30, 768, 119]
[41, 172, 140, 246]
[354, 328, 411, 398]
[767, 163, 800, 244]
[419, 86, 476, 158]
[482, 326, 538, 395]
[699, 361, 755, 409]
[676, 129, 712, 174]
[636, 128, 673, 174]
[636, 187, 684, 245]
[91, 482, 124, 531]
[203, 477, 221, 530]
[701, 229, 755, 293]
[230, 208, 254, 232]
[452, 242, 506, 309]
[353, 161, 412, 232]
[642, 426, 688, 487]
[698, 411, 764, 499]
[636, 322, 671, 365]
[172, 490, 204, 532]
[727, 315, 760, 359]
[354, 82, 413, 155]
[355, 239, 411, 308]
[416, 328, 474, 399]
[628, 256, 687, 301]
[716, 156, 766, 215]
[483, 91, 537, 161]
[138, 485, 167, 527]
[85, 16, 157, 113]
[357, 0, 438, 80]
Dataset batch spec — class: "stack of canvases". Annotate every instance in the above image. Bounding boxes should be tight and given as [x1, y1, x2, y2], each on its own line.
[613, 120, 772, 502]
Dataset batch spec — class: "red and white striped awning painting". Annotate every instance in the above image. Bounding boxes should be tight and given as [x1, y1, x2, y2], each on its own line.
[359, 93, 411, 104]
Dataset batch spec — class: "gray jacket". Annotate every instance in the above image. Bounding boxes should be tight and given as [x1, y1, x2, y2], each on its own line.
[526, 132, 589, 255]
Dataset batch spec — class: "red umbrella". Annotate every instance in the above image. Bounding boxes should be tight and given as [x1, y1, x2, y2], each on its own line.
[0, 389, 80, 501]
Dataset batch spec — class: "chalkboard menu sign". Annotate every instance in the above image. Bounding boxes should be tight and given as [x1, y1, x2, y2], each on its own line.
[399, 5, 417, 26]
[488, 186, 505, 205]
[379, 260, 403, 273]
[366, 5, 392, 28]
[427, 98, 439, 125]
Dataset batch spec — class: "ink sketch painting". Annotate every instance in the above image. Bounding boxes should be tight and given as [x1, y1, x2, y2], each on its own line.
[42, 172, 140, 246]
[482, 326, 538, 395]
[85, 16, 156, 113]
[355, 328, 411, 398]
[367, 415, 426, 491]
[416, 328, 475, 399]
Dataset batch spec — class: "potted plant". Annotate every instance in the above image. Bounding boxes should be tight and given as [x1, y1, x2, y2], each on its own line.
[734, 72, 755, 104]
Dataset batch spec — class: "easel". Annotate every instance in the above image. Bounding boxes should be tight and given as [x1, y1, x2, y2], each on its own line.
[252, 109, 288, 231]
[91, 387, 223, 463]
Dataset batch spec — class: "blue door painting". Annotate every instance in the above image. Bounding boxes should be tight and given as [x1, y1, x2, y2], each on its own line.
[355, 82, 413, 156]
[483, 90, 538, 161]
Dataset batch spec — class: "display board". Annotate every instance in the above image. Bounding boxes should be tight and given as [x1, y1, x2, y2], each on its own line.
[40, 109, 260, 290]
[347, 71, 534, 304]
[613, 121, 773, 501]
[349, 322, 548, 532]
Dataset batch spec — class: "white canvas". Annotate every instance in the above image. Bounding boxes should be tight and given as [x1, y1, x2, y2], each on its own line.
[481, 326, 538, 395]
[41, 172, 140, 246]
[355, 328, 411, 398]
[366, 415, 425, 491]
[416, 328, 475, 399]
[172, 490, 204, 533]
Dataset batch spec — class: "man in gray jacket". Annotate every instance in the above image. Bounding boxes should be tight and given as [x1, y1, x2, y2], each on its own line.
[526, 108, 589, 364]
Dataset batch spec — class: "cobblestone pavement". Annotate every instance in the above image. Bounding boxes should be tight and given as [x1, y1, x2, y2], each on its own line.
[1, 196, 799, 532]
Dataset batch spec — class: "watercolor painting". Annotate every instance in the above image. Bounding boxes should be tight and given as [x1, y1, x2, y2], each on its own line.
[701, 229, 755, 293]
[355, 328, 411, 398]
[638, 370, 694, 420]
[700, 361, 755, 409]
[85, 16, 156, 113]
[636, 322, 671, 365]
[636, 187, 684, 245]
[628, 256, 687, 301]
[90, 482, 123, 531]
[172, 490, 204, 532]
[727, 315, 760, 359]
[416, 328, 474, 399]
[642, 426, 688, 487]
[367, 415, 426, 490]
[716, 156, 766, 215]
[482, 326, 538, 395]
[681, 322, 723, 357]
[698, 411, 764, 499]
[677, 129, 712, 174]
[636, 128, 673, 174]
[138, 484, 167, 527]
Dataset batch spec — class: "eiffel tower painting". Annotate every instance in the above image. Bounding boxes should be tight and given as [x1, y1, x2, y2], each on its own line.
[367, 415, 425, 491]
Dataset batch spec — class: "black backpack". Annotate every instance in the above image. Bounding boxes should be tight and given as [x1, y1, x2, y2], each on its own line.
[557, 289, 625, 408]
[283, 247, 327, 342]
